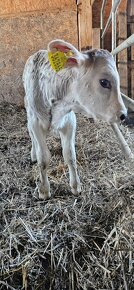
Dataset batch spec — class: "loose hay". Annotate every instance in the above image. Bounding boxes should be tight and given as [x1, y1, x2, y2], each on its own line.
[0, 102, 134, 290]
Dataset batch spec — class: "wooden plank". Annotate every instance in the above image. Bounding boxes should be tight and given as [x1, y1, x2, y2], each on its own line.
[90, 0, 96, 6]
[0, 0, 75, 16]
[117, 12, 128, 95]
[0, 2, 77, 106]
[77, 0, 92, 50]
[118, 0, 128, 95]
[92, 28, 100, 48]
[118, 0, 127, 12]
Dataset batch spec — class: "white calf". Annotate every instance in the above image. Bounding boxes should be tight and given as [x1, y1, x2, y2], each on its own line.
[23, 39, 127, 199]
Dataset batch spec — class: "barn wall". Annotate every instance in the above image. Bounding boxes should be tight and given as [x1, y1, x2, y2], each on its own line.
[117, 1, 128, 96]
[92, 0, 112, 51]
[0, 0, 75, 15]
[92, 0, 134, 99]
[0, 0, 77, 106]
[117, 0, 134, 98]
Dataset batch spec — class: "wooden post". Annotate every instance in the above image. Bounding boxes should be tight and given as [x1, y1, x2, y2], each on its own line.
[92, 28, 100, 48]
[117, 12, 128, 95]
[77, 0, 92, 50]
[116, 0, 128, 96]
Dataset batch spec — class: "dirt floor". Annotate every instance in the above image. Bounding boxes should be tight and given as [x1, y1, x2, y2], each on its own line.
[0, 102, 134, 290]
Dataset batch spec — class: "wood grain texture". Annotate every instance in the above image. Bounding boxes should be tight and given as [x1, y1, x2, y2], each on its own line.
[77, 0, 92, 50]
[0, 0, 75, 16]
[0, 6, 77, 105]
[117, 12, 128, 95]
[92, 28, 100, 48]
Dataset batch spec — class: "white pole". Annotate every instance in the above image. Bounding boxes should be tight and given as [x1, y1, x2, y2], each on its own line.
[111, 123, 133, 160]
[110, 1, 133, 159]
[121, 93, 134, 111]
[100, 0, 107, 30]
[112, 34, 134, 55]
[101, 0, 120, 39]
[100, 1, 133, 159]
[112, 0, 118, 61]
[101, 13, 112, 39]
[100, 0, 107, 48]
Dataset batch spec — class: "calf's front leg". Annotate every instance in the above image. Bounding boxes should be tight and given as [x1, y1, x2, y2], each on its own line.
[59, 111, 81, 194]
[29, 117, 51, 199]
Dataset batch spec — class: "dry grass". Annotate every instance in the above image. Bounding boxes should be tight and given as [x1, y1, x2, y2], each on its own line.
[0, 102, 134, 290]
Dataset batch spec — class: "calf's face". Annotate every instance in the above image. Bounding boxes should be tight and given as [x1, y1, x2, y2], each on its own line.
[48, 40, 127, 124]
[75, 51, 127, 123]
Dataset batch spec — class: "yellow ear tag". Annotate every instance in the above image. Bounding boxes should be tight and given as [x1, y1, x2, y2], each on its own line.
[48, 51, 73, 72]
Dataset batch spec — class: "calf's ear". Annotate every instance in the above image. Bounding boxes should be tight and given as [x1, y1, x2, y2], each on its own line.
[48, 39, 87, 67]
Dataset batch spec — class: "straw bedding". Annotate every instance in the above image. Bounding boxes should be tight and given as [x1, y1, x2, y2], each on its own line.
[0, 102, 134, 290]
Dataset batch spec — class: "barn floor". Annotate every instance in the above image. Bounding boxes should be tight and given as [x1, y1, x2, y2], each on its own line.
[0, 102, 134, 290]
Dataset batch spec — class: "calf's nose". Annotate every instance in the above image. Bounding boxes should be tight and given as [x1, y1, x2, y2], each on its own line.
[120, 113, 127, 122]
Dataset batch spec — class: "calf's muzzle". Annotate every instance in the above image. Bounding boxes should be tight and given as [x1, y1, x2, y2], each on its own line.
[120, 113, 127, 122]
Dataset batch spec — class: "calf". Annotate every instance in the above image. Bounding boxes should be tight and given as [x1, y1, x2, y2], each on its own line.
[23, 39, 127, 199]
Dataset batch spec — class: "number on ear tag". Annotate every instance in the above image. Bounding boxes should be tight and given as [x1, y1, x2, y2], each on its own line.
[48, 51, 74, 72]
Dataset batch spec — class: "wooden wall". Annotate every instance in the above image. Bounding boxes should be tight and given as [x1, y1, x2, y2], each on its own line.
[117, 0, 128, 96]
[0, 0, 75, 15]
[92, 0, 134, 99]
[117, 0, 134, 99]
[77, 0, 92, 50]
[0, 0, 77, 105]
[92, 0, 112, 51]
[76, 0, 112, 50]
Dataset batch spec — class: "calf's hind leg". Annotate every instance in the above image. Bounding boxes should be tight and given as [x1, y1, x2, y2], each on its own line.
[28, 116, 51, 199]
[27, 122, 37, 163]
[59, 111, 81, 194]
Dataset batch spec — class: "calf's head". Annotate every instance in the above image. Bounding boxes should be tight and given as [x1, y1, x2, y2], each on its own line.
[48, 39, 127, 123]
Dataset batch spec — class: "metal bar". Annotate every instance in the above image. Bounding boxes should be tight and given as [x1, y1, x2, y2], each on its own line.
[111, 33, 134, 55]
[100, 0, 133, 159]
[101, 0, 121, 39]
[111, 123, 133, 159]
[111, 1, 133, 160]
[112, 0, 116, 50]
[111, 0, 121, 13]
[100, 0, 107, 30]
[112, 14, 116, 60]
[101, 12, 112, 39]
[100, 0, 107, 48]
[121, 93, 134, 111]
[112, 0, 119, 60]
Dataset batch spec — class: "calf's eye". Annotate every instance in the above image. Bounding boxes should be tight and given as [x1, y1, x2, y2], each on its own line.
[99, 79, 111, 89]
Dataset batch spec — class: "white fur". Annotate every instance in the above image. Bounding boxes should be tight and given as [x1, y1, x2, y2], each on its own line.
[23, 39, 127, 199]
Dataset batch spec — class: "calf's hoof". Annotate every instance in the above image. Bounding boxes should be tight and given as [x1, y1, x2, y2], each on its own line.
[37, 183, 51, 200]
[31, 149, 37, 163]
[71, 182, 81, 195]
